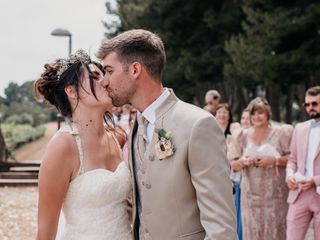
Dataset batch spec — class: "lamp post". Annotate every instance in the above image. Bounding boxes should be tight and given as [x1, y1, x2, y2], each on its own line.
[51, 28, 72, 56]
[0, 113, 6, 162]
[51, 28, 72, 129]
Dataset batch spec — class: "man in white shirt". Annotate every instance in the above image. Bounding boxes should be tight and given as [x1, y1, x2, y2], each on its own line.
[286, 86, 320, 240]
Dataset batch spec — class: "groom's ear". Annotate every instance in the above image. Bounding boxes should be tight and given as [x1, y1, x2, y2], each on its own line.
[130, 62, 142, 79]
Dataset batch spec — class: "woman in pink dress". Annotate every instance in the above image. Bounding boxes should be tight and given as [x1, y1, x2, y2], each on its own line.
[228, 97, 293, 240]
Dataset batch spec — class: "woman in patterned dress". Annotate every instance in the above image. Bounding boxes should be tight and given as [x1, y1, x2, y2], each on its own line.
[228, 97, 293, 240]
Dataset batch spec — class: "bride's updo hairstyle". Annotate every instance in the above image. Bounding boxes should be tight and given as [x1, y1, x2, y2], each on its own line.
[34, 50, 105, 118]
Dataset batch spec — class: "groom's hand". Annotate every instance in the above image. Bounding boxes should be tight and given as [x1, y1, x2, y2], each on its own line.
[300, 178, 315, 191]
[286, 176, 299, 190]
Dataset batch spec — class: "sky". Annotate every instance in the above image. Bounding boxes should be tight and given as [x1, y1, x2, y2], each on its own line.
[0, 0, 117, 97]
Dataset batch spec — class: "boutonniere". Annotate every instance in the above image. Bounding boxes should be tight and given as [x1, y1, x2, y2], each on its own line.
[155, 129, 175, 160]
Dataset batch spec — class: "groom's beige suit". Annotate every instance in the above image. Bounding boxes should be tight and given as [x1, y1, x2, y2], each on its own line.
[128, 90, 237, 240]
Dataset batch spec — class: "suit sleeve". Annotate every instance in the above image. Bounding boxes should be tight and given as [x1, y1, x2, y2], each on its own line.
[188, 116, 237, 240]
[286, 125, 298, 179]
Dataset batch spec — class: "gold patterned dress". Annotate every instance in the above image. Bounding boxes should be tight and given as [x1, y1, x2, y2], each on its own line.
[228, 124, 293, 240]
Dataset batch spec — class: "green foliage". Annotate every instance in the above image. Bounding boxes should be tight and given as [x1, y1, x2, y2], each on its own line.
[2, 124, 45, 151]
[225, 2, 320, 88]
[224, 1, 320, 121]
[104, 0, 244, 102]
[4, 115, 22, 125]
[1, 80, 57, 126]
[4, 113, 34, 125]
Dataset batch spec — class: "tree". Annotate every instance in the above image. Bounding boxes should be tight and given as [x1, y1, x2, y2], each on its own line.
[103, 0, 244, 104]
[1, 81, 55, 126]
[104, 0, 320, 122]
[4, 82, 21, 103]
[225, 1, 320, 122]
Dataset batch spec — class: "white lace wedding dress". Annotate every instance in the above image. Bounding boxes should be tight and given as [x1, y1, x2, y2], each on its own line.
[56, 124, 132, 240]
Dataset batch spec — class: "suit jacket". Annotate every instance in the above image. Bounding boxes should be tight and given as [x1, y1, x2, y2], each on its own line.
[128, 91, 237, 240]
[286, 120, 320, 204]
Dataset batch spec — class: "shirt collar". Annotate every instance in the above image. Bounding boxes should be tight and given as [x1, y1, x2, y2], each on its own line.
[310, 119, 320, 128]
[141, 88, 170, 124]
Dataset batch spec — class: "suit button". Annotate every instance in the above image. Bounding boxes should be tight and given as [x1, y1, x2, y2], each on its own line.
[145, 228, 149, 233]
[145, 183, 151, 189]
[142, 181, 145, 186]
[149, 155, 154, 162]
[141, 169, 146, 174]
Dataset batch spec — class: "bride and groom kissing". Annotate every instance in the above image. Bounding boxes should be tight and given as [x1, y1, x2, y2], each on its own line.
[35, 29, 238, 240]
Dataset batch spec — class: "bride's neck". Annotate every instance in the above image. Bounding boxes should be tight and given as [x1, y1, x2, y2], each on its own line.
[71, 113, 106, 138]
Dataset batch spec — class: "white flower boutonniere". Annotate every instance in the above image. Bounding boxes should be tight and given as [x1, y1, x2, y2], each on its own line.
[155, 129, 175, 160]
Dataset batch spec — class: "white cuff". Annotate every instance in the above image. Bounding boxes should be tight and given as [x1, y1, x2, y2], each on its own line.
[286, 172, 294, 182]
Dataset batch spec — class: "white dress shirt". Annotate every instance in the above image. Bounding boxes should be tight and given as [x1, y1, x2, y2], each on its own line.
[140, 88, 171, 142]
[305, 120, 320, 177]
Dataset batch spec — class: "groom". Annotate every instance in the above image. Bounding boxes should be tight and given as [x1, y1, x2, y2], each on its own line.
[97, 29, 237, 240]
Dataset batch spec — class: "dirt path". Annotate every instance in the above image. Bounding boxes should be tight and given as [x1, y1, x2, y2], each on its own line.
[14, 122, 59, 162]
[0, 187, 37, 240]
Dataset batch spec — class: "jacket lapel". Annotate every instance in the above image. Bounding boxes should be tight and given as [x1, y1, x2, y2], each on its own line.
[128, 119, 138, 173]
[312, 128, 320, 161]
[128, 119, 139, 233]
[154, 89, 179, 129]
[143, 90, 178, 161]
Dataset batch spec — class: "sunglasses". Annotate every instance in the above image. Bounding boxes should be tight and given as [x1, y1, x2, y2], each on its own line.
[303, 101, 320, 108]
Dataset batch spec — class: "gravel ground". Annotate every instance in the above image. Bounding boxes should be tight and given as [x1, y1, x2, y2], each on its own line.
[0, 186, 315, 240]
[0, 187, 37, 240]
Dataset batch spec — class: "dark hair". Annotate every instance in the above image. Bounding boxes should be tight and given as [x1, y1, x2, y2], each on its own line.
[216, 103, 233, 137]
[34, 51, 115, 128]
[34, 58, 102, 117]
[306, 86, 320, 96]
[97, 29, 166, 81]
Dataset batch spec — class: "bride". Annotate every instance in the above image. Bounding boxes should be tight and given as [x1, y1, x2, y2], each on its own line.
[34, 50, 132, 239]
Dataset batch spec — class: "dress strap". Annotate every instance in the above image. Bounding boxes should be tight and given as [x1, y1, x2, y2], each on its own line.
[65, 121, 85, 176]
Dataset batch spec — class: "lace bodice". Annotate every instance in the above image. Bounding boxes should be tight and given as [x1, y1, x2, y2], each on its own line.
[56, 124, 132, 240]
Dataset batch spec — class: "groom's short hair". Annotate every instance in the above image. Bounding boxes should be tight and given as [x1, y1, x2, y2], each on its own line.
[97, 29, 166, 81]
[306, 86, 320, 96]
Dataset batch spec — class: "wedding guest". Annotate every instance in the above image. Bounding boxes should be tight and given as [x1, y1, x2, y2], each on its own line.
[130, 107, 137, 125]
[204, 89, 221, 114]
[215, 103, 242, 240]
[228, 97, 293, 240]
[286, 86, 320, 240]
[111, 106, 122, 126]
[230, 108, 251, 240]
[240, 109, 251, 129]
[98, 29, 237, 240]
[35, 50, 132, 239]
[120, 104, 134, 164]
[215, 103, 241, 140]
[203, 104, 215, 116]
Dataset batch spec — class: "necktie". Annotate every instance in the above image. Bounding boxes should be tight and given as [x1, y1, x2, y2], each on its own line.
[137, 114, 149, 161]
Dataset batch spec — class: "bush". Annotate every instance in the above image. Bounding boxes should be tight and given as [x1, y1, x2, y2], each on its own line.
[2, 123, 45, 151]
[4, 113, 34, 125]
[20, 113, 34, 125]
[4, 115, 21, 125]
